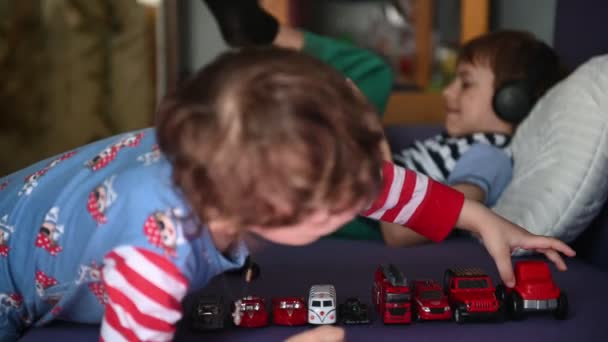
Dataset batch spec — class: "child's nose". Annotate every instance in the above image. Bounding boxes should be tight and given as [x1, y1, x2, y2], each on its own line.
[442, 80, 458, 100]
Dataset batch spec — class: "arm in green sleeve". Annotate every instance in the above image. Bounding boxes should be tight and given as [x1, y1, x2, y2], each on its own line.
[302, 31, 394, 116]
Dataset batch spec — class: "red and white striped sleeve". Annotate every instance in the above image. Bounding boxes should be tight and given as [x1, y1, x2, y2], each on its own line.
[100, 246, 189, 342]
[361, 161, 465, 242]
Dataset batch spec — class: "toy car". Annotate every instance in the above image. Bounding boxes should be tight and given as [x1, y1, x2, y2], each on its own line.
[372, 264, 412, 324]
[190, 296, 227, 331]
[339, 297, 371, 324]
[308, 284, 337, 324]
[496, 260, 568, 320]
[272, 297, 307, 326]
[443, 267, 504, 323]
[232, 296, 269, 328]
[412, 280, 451, 321]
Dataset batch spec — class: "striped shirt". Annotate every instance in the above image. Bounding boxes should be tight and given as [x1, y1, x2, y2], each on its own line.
[0, 128, 463, 341]
[363, 162, 464, 242]
[393, 132, 511, 183]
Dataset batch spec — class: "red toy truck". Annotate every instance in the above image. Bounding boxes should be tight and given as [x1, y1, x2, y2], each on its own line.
[372, 264, 412, 324]
[272, 297, 308, 326]
[412, 280, 452, 321]
[497, 260, 568, 320]
[443, 268, 504, 323]
[231, 296, 269, 328]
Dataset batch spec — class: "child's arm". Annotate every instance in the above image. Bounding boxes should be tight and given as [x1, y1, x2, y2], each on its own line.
[451, 183, 486, 202]
[455, 199, 575, 287]
[380, 144, 513, 246]
[447, 143, 513, 206]
[362, 162, 465, 242]
[363, 162, 576, 286]
[100, 246, 189, 341]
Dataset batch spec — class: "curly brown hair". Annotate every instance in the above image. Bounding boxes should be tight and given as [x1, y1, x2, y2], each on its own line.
[156, 47, 384, 229]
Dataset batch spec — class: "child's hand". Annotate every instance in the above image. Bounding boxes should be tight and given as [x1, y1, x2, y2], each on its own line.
[457, 200, 576, 287]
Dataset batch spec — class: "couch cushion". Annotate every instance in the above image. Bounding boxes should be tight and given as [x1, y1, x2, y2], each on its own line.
[492, 55, 608, 243]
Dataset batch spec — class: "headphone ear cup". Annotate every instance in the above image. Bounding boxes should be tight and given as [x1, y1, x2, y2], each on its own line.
[492, 80, 533, 124]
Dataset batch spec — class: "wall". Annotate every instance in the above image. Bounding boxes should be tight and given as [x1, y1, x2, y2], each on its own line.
[492, 0, 557, 45]
[180, 0, 559, 75]
[553, 0, 608, 69]
[179, 0, 227, 76]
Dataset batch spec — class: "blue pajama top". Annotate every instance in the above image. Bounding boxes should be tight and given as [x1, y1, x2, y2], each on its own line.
[0, 128, 247, 341]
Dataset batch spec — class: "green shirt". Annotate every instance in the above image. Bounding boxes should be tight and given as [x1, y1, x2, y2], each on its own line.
[303, 31, 394, 241]
[303, 31, 394, 116]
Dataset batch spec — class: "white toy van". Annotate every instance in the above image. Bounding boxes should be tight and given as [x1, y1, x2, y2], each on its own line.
[308, 284, 337, 324]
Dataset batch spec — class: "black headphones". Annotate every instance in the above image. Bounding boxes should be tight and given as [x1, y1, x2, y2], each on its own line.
[492, 40, 561, 124]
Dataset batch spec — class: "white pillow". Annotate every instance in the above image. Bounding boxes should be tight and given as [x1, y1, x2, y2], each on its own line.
[492, 55, 608, 243]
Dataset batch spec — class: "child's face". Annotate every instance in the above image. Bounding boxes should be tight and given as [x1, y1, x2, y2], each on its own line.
[442, 61, 513, 137]
[248, 206, 361, 245]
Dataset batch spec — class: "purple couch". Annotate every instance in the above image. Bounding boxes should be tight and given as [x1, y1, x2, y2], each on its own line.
[20, 124, 608, 341]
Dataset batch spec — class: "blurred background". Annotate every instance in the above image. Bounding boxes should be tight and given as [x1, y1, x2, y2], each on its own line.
[0, 0, 160, 175]
[0, 0, 601, 176]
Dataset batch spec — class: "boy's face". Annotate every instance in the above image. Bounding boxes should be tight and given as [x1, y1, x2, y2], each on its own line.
[248, 206, 361, 246]
[442, 62, 513, 137]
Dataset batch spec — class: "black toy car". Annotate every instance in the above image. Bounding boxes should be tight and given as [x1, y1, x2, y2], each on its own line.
[339, 297, 371, 324]
[191, 296, 227, 331]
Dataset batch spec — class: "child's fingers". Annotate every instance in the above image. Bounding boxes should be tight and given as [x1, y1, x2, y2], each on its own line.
[521, 236, 576, 257]
[537, 248, 568, 271]
[494, 251, 515, 288]
[550, 238, 576, 257]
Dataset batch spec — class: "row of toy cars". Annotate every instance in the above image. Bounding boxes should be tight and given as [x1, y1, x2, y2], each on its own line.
[373, 261, 568, 325]
[190, 260, 568, 331]
[191, 286, 364, 331]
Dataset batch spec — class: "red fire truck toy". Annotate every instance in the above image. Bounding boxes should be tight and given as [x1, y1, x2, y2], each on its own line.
[372, 264, 412, 324]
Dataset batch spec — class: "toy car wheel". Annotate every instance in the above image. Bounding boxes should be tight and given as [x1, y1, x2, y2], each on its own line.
[442, 270, 454, 295]
[510, 292, 525, 320]
[412, 307, 420, 321]
[453, 307, 465, 324]
[495, 284, 508, 303]
[554, 293, 568, 320]
[496, 303, 506, 323]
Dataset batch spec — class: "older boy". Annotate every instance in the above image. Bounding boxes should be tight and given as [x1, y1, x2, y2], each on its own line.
[385, 31, 563, 245]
